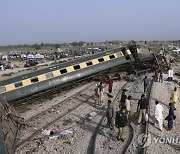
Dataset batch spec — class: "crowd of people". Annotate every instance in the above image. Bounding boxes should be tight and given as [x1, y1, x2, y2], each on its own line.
[93, 74, 179, 142]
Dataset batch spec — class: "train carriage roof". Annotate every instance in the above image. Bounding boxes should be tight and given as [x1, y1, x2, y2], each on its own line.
[0, 47, 124, 86]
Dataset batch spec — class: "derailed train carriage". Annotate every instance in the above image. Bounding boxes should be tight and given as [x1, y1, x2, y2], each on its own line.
[0, 47, 154, 102]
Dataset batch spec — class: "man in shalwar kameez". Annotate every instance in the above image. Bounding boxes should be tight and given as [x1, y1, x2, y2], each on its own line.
[170, 87, 179, 110]
[154, 101, 163, 131]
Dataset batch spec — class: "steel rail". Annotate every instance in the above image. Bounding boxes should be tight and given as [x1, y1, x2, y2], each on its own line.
[15, 82, 97, 149]
[87, 82, 128, 154]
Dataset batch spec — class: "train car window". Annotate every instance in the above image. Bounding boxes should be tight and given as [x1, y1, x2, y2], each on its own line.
[98, 58, 104, 62]
[31, 77, 39, 83]
[45, 72, 53, 78]
[73, 65, 80, 70]
[15, 82, 23, 88]
[0, 86, 5, 93]
[109, 55, 115, 59]
[60, 68, 67, 74]
[86, 61, 93, 66]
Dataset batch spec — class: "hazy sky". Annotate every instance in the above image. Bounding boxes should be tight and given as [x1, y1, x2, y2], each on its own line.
[0, 0, 180, 45]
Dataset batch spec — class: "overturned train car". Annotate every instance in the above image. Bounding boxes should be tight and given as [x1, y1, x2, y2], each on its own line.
[0, 47, 154, 102]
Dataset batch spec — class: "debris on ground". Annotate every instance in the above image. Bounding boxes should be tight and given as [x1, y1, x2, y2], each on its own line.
[86, 112, 97, 121]
[42, 129, 73, 141]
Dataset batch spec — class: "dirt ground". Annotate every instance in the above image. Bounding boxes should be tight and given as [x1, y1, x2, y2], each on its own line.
[147, 56, 180, 154]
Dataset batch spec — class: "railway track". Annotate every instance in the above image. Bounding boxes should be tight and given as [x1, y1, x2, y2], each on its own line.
[15, 80, 129, 154]
[141, 80, 153, 154]
[88, 76, 154, 154]
[125, 78, 153, 154]
[15, 82, 98, 149]
[87, 82, 129, 154]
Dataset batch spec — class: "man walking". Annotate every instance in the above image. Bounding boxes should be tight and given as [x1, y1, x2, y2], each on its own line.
[108, 76, 113, 93]
[115, 108, 128, 142]
[165, 103, 175, 130]
[142, 76, 149, 93]
[170, 87, 179, 110]
[137, 94, 149, 124]
[154, 101, 163, 131]
[106, 100, 114, 129]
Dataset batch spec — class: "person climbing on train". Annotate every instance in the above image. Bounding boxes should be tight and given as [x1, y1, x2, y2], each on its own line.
[142, 76, 149, 93]
[125, 95, 132, 120]
[119, 90, 127, 109]
[154, 101, 163, 131]
[108, 76, 113, 93]
[115, 107, 128, 142]
[94, 84, 100, 106]
[99, 82, 104, 105]
[170, 87, 179, 110]
[106, 100, 114, 129]
[137, 94, 149, 124]
[165, 103, 176, 130]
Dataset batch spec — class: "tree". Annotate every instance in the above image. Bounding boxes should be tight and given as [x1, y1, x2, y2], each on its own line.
[71, 42, 78, 46]
[54, 44, 60, 49]
[78, 41, 84, 46]
[34, 44, 41, 50]
[41, 42, 44, 46]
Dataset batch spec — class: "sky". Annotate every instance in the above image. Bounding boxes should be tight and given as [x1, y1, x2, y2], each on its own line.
[0, 0, 180, 45]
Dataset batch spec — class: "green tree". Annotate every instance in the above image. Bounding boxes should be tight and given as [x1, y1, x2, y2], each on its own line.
[78, 41, 84, 46]
[34, 44, 41, 50]
[71, 42, 78, 46]
[54, 44, 60, 49]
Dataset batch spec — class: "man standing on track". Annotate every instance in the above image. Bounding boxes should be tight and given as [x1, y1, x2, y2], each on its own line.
[137, 94, 149, 124]
[108, 76, 113, 93]
[94, 84, 100, 106]
[142, 76, 149, 93]
[119, 90, 127, 109]
[106, 100, 114, 129]
[99, 82, 104, 105]
[125, 95, 132, 120]
[115, 108, 128, 142]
